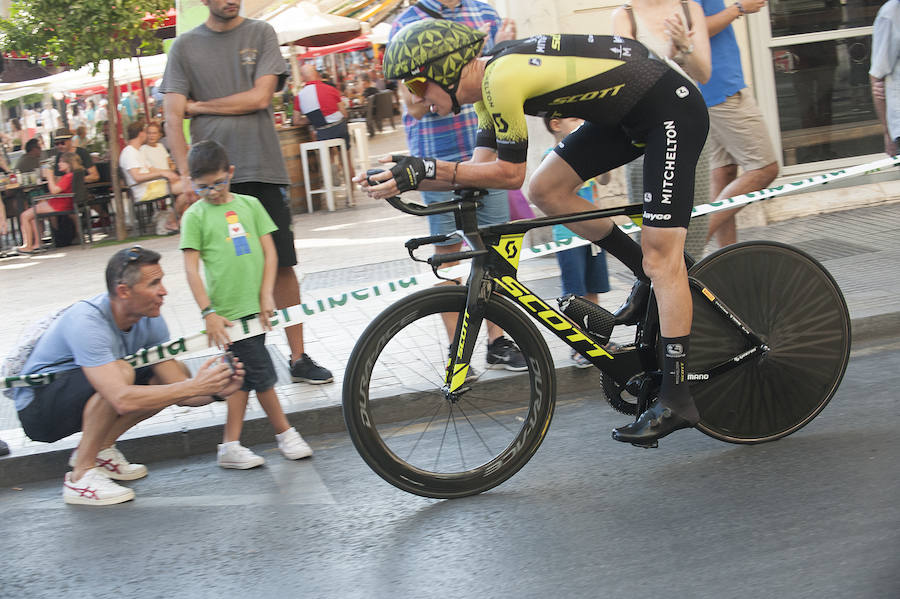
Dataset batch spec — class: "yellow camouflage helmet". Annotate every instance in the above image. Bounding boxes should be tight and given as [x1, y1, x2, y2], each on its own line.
[384, 20, 486, 114]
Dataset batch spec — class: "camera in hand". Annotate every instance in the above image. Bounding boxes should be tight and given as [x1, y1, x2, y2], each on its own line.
[222, 351, 236, 374]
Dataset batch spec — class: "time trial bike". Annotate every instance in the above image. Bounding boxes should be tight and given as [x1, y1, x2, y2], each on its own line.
[342, 189, 851, 499]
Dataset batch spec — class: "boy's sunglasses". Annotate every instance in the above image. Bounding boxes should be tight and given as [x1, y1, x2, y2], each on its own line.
[403, 76, 430, 98]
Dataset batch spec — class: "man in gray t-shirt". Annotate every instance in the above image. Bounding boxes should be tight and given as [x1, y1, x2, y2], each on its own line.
[162, 0, 332, 385]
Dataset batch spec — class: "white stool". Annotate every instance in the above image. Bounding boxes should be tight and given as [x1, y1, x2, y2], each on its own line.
[347, 121, 370, 174]
[300, 138, 353, 213]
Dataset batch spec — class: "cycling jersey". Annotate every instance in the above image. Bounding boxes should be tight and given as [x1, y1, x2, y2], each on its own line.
[474, 34, 709, 228]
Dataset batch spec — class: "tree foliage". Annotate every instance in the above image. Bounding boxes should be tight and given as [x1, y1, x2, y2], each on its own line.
[0, 0, 172, 72]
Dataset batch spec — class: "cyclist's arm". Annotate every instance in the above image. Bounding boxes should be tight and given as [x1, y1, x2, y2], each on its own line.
[418, 151, 526, 191]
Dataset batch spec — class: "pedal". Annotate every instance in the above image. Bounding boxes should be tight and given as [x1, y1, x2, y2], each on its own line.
[631, 440, 658, 449]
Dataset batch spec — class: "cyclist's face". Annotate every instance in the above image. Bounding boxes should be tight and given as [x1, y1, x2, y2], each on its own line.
[420, 82, 453, 117]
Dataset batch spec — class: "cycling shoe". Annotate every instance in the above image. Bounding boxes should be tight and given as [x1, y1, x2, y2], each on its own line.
[611, 402, 696, 444]
[613, 279, 650, 325]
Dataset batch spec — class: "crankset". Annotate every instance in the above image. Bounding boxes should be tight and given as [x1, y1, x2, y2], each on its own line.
[600, 372, 638, 416]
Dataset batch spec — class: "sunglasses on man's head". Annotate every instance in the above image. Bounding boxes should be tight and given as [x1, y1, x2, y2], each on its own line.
[403, 76, 430, 98]
[116, 245, 145, 284]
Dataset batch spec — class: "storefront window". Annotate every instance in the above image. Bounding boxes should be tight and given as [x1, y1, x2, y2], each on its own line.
[772, 35, 881, 165]
[769, 0, 882, 37]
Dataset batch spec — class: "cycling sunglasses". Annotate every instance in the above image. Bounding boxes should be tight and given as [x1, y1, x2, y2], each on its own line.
[403, 76, 430, 98]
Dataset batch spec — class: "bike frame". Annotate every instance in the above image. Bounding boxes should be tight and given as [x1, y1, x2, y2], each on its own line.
[388, 191, 771, 400]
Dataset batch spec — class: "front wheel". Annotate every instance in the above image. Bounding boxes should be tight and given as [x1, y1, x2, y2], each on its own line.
[688, 241, 851, 443]
[342, 286, 556, 499]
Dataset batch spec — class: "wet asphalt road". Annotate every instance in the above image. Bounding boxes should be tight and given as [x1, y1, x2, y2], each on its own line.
[2, 340, 899, 599]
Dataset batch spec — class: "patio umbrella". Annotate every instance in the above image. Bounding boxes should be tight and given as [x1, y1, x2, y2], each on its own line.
[265, 1, 362, 47]
[292, 35, 372, 58]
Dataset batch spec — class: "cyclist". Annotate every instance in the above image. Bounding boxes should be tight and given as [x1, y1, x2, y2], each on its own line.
[359, 21, 708, 444]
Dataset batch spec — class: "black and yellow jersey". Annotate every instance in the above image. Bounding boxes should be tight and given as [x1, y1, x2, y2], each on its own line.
[474, 34, 671, 163]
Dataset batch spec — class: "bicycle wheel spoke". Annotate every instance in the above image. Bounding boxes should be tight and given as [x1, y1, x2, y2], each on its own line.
[398, 399, 446, 461]
[454, 402, 499, 461]
[432, 404, 456, 472]
[459, 395, 521, 435]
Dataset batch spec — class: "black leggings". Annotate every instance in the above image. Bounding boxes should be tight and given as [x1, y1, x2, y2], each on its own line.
[553, 69, 709, 229]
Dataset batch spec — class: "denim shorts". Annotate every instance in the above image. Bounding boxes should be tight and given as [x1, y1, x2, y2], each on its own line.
[229, 332, 278, 393]
[556, 245, 611, 297]
[420, 188, 510, 246]
[17, 365, 153, 443]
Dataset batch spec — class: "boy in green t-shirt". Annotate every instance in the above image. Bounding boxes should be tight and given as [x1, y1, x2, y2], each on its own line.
[181, 140, 312, 469]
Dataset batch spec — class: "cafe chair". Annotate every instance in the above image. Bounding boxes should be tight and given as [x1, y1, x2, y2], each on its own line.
[118, 167, 175, 236]
[32, 169, 87, 250]
[367, 91, 396, 134]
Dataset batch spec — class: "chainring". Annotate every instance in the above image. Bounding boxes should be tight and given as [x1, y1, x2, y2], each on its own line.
[600, 371, 639, 416]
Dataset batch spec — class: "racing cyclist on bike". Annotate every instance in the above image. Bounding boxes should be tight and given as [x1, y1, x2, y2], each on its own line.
[358, 21, 709, 444]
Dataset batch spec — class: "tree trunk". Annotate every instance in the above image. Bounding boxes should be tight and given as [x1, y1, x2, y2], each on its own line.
[109, 59, 127, 241]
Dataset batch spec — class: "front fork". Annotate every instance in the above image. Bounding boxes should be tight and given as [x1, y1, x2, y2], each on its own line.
[444, 264, 491, 396]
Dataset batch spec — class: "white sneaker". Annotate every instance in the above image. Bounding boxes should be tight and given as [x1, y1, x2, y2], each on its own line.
[69, 445, 148, 480]
[63, 468, 135, 506]
[276, 427, 313, 460]
[217, 442, 265, 469]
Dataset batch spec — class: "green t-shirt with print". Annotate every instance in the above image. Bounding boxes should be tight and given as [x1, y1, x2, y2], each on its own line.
[179, 192, 278, 320]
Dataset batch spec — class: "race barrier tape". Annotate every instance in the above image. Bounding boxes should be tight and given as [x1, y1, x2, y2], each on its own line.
[3, 154, 898, 390]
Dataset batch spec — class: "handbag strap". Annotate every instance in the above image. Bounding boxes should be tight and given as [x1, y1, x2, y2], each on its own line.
[415, 2, 445, 20]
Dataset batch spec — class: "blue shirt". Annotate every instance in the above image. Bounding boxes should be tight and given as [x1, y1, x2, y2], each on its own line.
[13, 294, 170, 411]
[389, 0, 502, 161]
[698, 0, 746, 107]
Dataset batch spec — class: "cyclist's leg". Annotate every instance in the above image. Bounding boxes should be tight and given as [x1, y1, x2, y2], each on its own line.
[612, 70, 709, 443]
[529, 125, 646, 282]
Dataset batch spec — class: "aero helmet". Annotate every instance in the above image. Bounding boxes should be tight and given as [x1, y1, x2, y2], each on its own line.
[384, 20, 486, 114]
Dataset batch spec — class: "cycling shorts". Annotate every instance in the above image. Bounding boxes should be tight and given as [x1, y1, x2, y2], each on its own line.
[552, 69, 709, 229]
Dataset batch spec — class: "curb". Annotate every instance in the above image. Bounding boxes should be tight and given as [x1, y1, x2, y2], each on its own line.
[1, 310, 895, 488]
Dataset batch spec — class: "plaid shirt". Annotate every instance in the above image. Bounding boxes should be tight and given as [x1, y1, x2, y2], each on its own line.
[389, 0, 501, 161]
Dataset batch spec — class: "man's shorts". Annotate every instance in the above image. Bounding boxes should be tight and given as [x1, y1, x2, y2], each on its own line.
[140, 179, 170, 202]
[17, 366, 154, 443]
[556, 245, 611, 297]
[230, 182, 297, 268]
[420, 188, 510, 246]
[315, 120, 350, 147]
[707, 87, 777, 172]
[229, 332, 277, 393]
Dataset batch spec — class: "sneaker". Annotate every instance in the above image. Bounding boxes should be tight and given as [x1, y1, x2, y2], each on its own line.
[0, 439, 9, 457]
[276, 427, 313, 460]
[570, 349, 593, 369]
[290, 353, 334, 384]
[217, 442, 265, 469]
[485, 336, 528, 372]
[63, 468, 135, 506]
[69, 445, 148, 481]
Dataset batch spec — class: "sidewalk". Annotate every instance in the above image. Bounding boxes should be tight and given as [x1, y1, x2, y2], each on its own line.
[2, 124, 899, 486]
